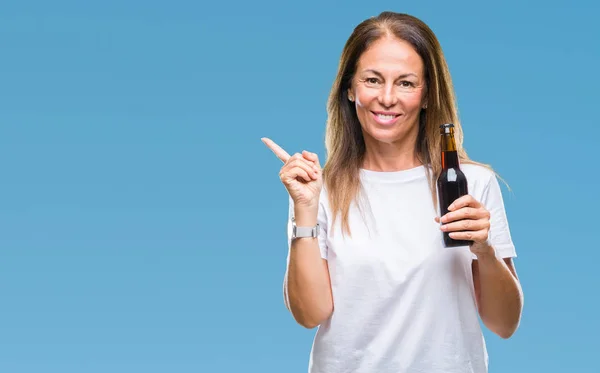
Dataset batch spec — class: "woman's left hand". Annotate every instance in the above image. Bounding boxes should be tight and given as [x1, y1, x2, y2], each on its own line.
[434, 195, 494, 256]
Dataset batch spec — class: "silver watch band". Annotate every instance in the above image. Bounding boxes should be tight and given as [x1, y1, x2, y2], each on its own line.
[291, 217, 320, 239]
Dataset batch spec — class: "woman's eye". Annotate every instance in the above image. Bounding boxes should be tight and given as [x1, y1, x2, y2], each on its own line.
[366, 78, 379, 84]
[399, 81, 414, 87]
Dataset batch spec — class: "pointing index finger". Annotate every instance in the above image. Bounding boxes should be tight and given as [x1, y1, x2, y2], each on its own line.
[261, 137, 290, 163]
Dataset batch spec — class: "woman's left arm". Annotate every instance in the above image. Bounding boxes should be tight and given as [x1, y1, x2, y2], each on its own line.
[471, 248, 523, 338]
[436, 195, 524, 339]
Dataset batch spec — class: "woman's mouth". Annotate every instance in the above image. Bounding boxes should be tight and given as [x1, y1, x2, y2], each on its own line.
[371, 111, 401, 125]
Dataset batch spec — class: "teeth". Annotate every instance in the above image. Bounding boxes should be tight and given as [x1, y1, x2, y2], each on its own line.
[377, 114, 395, 120]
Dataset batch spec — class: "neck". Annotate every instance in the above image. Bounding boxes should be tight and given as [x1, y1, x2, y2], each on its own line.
[441, 131, 459, 169]
[361, 131, 422, 172]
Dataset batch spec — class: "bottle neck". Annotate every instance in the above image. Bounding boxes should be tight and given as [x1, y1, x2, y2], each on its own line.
[441, 133, 460, 169]
[441, 149, 459, 169]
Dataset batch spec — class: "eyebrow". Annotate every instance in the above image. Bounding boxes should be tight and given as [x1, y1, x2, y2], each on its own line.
[361, 69, 418, 79]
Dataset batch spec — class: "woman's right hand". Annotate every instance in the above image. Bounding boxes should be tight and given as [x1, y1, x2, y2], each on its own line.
[261, 137, 323, 210]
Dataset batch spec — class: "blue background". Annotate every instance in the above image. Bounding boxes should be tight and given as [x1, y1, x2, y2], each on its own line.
[1, 0, 598, 372]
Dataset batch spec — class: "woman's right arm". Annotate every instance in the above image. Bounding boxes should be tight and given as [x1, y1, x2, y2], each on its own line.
[284, 205, 333, 329]
[261, 137, 333, 329]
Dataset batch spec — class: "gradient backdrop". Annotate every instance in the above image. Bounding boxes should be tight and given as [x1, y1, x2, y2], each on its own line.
[1, 0, 598, 372]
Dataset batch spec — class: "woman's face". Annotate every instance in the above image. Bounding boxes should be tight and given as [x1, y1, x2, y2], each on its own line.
[348, 36, 427, 147]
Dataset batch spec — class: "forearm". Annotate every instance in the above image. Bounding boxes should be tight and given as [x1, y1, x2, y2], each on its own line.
[474, 248, 523, 338]
[284, 207, 333, 328]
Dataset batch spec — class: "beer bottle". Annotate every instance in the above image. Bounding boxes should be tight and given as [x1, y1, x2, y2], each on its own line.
[437, 123, 471, 247]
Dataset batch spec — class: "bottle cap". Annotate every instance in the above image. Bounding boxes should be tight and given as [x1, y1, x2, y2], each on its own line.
[439, 123, 454, 134]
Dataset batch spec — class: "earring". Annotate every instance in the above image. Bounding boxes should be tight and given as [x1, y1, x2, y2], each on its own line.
[349, 95, 354, 101]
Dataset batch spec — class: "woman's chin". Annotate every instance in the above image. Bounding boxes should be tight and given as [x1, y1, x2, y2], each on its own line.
[363, 124, 417, 145]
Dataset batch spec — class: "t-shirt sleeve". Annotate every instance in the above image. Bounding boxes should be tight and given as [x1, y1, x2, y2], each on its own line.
[286, 195, 328, 261]
[479, 173, 517, 259]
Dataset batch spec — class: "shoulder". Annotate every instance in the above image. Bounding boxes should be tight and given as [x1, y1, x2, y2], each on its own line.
[319, 183, 332, 211]
[460, 162, 500, 201]
[461, 162, 496, 186]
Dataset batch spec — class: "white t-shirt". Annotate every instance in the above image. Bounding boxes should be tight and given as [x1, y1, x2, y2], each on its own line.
[286, 163, 517, 373]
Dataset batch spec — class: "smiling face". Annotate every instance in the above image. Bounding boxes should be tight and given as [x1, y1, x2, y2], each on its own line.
[348, 35, 427, 149]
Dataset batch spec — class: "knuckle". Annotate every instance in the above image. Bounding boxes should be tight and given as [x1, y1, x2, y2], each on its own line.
[466, 232, 473, 240]
[291, 159, 306, 168]
[462, 220, 470, 229]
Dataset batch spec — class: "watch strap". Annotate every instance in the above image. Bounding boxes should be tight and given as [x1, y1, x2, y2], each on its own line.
[291, 217, 320, 238]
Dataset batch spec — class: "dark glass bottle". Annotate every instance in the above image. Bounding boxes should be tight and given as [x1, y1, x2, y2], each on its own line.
[437, 123, 472, 247]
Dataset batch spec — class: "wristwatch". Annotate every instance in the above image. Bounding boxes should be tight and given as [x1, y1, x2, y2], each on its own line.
[291, 217, 320, 239]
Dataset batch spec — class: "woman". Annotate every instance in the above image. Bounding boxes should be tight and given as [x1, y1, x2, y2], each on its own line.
[262, 11, 523, 373]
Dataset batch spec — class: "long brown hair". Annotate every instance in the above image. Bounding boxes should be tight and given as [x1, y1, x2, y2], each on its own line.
[323, 11, 492, 237]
